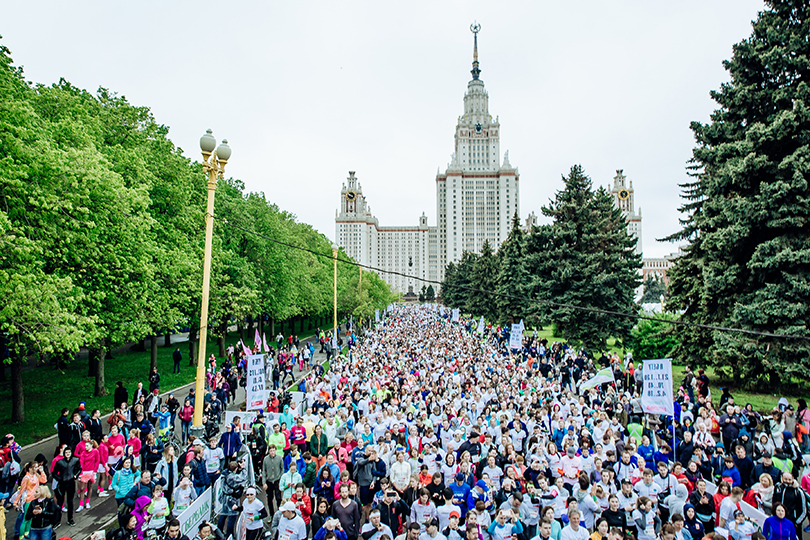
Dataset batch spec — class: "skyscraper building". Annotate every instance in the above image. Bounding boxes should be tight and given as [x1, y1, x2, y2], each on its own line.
[336, 24, 520, 294]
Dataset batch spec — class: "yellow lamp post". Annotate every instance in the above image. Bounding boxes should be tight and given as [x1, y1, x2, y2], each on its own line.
[332, 244, 338, 351]
[193, 129, 231, 432]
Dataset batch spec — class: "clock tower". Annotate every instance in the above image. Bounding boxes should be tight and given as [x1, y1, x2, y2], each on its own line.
[611, 169, 642, 255]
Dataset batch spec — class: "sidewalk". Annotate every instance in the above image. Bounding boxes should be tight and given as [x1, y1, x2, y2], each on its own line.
[5, 334, 331, 540]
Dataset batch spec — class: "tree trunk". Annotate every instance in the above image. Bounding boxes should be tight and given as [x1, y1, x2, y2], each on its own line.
[94, 340, 108, 397]
[11, 353, 24, 423]
[258, 315, 264, 338]
[164, 332, 172, 347]
[270, 316, 275, 337]
[150, 334, 158, 372]
[88, 346, 98, 376]
[218, 335, 225, 358]
[188, 323, 198, 366]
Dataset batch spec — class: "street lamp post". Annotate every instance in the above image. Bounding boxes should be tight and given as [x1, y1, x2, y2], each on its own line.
[192, 129, 231, 436]
[332, 244, 338, 352]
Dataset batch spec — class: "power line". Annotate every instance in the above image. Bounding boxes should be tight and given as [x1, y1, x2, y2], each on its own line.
[215, 215, 809, 342]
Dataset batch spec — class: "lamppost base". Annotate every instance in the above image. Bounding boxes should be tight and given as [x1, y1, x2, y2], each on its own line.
[189, 425, 206, 442]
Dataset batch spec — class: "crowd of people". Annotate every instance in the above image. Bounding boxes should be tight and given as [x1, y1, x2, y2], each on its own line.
[2, 305, 809, 540]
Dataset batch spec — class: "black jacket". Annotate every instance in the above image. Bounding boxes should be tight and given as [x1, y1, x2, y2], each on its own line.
[53, 456, 81, 483]
[114, 386, 129, 409]
[25, 497, 58, 529]
[56, 416, 72, 447]
[377, 499, 408, 533]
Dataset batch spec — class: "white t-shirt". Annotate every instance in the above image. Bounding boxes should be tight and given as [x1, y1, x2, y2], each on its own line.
[631, 509, 656, 540]
[559, 524, 589, 540]
[719, 497, 740, 527]
[278, 515, 307, 540]
[362, 523, 394, 540]
[203, 447, 224, 474]
[436, 504, 461, 531]
[242, 498, 267, 531]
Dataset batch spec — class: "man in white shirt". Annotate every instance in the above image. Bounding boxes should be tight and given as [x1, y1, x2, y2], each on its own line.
[361, 509, 393, 540]
[559, 509, 589, 540]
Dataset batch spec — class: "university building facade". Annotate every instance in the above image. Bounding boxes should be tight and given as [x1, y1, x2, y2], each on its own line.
[336, 26, 646, 295]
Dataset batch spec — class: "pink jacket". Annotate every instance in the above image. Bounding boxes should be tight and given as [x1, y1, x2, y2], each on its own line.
[79, 447, 101, 473]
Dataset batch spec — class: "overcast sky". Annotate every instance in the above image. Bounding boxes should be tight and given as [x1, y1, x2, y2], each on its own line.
[5, 1, 764, 258]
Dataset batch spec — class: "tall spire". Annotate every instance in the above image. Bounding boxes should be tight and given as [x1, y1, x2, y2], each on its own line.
[470, 22, 481, 80]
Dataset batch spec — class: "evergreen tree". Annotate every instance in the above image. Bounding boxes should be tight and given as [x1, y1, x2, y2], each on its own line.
[528, 165, 641, 351]
[664, 0, 810, 387]
[467, 240, 498, 320]
[440, 262, 458, 307]
[639, 274, 668, 304]
[495, 213, 530, 324]
[443, 251, 477, 310]
[425, 285, 435, 302]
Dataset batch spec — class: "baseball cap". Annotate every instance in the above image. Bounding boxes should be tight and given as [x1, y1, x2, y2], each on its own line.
[733, 510, 745, 518]
[192, 439, 205, 446]
[455, 473, 465, 481]
[449, 510, 460, 519]
[281, 501, 296, 512]
[476, 480, 487, 489]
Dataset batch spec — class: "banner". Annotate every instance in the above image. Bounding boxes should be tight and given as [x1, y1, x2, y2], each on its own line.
[509, 323, 523, 349]
[179, 486, 212, 538]
[375, 309, 380, 323]
[476, 316, 484, 334]
[641, 358, 674, 416]
[246, 354, 266, 410]
[580, 367, 615, 390]
[452, 308, 460, 322]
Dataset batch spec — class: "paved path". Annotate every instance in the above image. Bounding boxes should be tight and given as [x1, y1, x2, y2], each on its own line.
[5, 333, 332, 540]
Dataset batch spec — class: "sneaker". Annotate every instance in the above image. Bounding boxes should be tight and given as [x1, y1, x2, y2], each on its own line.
[62, 506, 67, 513]
[85, 501, 91, 509]
[76, 505, 83, 512]
[68, 520, 75, 526]
[99, 491, 109, 497]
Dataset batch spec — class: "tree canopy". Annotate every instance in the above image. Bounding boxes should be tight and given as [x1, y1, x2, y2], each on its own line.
[0, 41, 396, 421]
[663, 0, 810, 388]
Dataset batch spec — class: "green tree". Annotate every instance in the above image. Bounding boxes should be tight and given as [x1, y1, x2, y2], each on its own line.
[425, 285, 435, 302]
[441, 252, 477, 310]
[663, 0, 810, 388]
[419, 285, 426, 303]
[466, 240, 498, 320]
[527, 165, 641, 351]
[630, 314, 680, 361]
[639, 274, 668, 304]
[495, 213, 530, 324]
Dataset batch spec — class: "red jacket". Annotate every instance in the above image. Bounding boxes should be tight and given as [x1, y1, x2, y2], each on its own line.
[291, 492, 311, 524]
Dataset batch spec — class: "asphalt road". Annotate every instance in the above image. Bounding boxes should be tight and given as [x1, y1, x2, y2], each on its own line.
[6, 335, 330, 540]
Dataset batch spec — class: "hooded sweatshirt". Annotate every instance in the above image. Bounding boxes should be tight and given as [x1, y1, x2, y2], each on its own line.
[664, 483, 688, 518]
[682, 504, 705, 540]
[219, 424, 242, 457]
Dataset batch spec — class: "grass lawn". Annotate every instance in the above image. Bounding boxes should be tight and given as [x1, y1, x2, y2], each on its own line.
[671, 364, 809, 414]
[0, 337, 223, 446]
[1, 322, 331, 446]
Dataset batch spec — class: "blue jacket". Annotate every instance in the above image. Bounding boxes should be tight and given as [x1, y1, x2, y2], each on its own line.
[720, 465, 741, 487]
[450, 482, 471, 515]
[219, 423, 242, 457]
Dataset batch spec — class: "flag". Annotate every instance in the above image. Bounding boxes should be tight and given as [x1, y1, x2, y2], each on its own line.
[240, 339, 251, 358]
[262, 332, 270, 354]
[254, 329, 262, 351]
[580, 368, 615, 390]
[476, 317, 484, 334]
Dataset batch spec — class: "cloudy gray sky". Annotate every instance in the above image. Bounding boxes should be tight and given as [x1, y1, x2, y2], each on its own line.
[5, 1, 764, 258]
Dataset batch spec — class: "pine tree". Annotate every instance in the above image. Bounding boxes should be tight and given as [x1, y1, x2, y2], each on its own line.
[639, 274, 668, 304]
[440, 262, 458, 307]
[425, 285, 435, 302]
[496, 212, 530, 324]
[663, 0, 810, 387]
[528, 165, 641, 351]
[467, 241, 498, 320]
